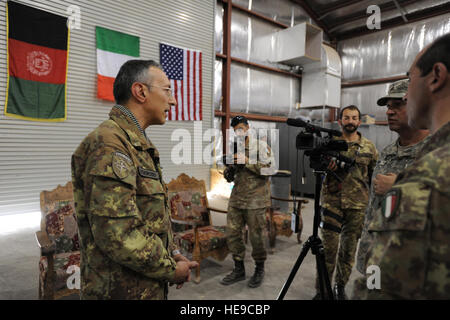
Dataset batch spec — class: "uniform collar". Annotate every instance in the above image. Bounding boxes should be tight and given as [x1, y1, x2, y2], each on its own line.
[418, 120, 450, 156]
[109, 105, 156, 152]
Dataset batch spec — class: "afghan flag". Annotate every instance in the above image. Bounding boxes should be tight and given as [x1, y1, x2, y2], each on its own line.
[5, 1, 69, 122]
[96, 26, 140, 101]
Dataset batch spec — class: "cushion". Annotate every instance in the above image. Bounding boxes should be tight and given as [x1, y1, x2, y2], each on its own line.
[45, 203, 79, 253]
[39, 251, 80, 292]
[268, 211, 293, 237]
[175, 226, 227, 253]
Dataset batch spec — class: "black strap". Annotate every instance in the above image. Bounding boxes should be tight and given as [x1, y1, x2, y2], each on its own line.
[320, 221, 342, 234]
[321, 207, 344, 224]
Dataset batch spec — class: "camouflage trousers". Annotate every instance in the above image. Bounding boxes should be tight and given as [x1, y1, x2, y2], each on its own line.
[316, 208, 365, 288]
[226, 206, 267, 263]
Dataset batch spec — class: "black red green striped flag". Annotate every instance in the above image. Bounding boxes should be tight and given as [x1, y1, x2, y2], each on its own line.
[5, 1, 70, 122]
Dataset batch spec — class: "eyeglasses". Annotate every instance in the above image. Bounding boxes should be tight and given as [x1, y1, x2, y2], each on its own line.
[142, 83, 174, 97]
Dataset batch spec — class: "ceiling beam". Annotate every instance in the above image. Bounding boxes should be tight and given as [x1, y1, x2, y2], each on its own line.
[290, 0, 333, 40]
[316, 0, 362, 16]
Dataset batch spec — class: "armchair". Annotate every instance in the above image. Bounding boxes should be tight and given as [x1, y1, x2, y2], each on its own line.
[36, 182, 80, 300]
[167, 174, 229, 283]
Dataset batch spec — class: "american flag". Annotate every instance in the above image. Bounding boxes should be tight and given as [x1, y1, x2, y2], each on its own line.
[159, 43, 202, 121]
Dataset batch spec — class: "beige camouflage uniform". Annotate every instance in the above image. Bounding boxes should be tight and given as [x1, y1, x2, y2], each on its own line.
[356, 136, 429, 274]
[319, 133, 378, 287]
[352, 121, 450, 299]
[225, 139, 274, 263]
[72, 105, 178, 300]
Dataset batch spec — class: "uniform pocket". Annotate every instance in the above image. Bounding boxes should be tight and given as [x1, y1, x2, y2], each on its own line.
[136, 175, 165, 195]
[136, 175, 168, 230]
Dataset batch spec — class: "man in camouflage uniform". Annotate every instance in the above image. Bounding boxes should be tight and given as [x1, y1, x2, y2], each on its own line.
[355, 80, 429, 275]
[220, 116, 275, 288]
[314, 105, 378, 300]
[72, 60, 198, 300]
[352, 33, 450, 299]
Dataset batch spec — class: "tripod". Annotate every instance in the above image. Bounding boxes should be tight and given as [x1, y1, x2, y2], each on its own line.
[277, 170, 334, 300]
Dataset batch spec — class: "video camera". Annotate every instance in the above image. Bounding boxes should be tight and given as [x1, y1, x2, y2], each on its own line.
[222, 138, 246, 183]
[287, 118, 355, 174]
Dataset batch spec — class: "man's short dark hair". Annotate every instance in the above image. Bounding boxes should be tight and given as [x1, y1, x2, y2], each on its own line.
[416, 33, 450, 77]
[339, 105, 361, 120]
[231, 115, 248, 127]
[113, 60, 162, 105]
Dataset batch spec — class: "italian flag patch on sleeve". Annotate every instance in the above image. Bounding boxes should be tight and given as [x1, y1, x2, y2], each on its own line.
[382, 189, 400, 219]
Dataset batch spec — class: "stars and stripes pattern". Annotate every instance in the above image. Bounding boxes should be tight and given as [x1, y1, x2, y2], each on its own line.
[159, 43, 202, 121]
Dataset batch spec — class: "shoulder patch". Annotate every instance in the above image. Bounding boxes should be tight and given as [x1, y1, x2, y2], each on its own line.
[381, 189, 401, 219]
[112, 151, 134, 180]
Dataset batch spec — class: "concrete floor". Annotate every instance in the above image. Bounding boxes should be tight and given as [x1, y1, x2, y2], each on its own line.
[0, 199, 361, 300]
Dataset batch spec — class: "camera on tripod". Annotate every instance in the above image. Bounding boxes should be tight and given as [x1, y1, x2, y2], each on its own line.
[288, 118, 355, 173]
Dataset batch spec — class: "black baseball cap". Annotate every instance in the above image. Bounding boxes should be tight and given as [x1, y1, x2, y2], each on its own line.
[231, 115, 248, 127]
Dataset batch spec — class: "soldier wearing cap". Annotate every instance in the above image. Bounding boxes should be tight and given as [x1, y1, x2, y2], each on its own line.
[352, 33, 450, 299]
[220, 115, 275, 288]
[72, 60, 198, 300]
[355, 79, 429, 275]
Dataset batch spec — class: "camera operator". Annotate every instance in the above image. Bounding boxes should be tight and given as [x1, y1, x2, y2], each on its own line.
[314, 105, 378, 300]
[220, 115, 275, 289]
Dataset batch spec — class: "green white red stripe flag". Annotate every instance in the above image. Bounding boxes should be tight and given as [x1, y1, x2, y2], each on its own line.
[5, 1, 69, 121]
[96, 26, 140, 101]
[382, 191, 399, 219]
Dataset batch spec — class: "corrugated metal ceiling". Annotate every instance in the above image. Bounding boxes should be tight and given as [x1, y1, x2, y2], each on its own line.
[289, 0, 450, 40]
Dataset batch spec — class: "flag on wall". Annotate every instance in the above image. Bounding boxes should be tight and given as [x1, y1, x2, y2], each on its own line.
[96, 26, 140, 101]
[159, 43, 202, 121]
[5, 1, 69, 122]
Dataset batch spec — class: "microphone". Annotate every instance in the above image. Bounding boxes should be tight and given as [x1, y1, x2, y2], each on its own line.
[286, 118, 342, 137]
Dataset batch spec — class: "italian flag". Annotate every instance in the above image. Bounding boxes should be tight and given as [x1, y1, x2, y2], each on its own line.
[382, 192, 398, 218]
[96, 26, 140, 101]
[5, 1, 69, 122]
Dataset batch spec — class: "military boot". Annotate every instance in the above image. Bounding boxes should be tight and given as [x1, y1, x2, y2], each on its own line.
[334, 283, 348, 300]
[220, 260, 245, 285]
[248, 262, 265, 288]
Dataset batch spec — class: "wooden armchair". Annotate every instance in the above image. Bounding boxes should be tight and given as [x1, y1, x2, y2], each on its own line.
[167, 174, 229, 283]
[266, 196, 309, 250]
[36, 182, 80, 300]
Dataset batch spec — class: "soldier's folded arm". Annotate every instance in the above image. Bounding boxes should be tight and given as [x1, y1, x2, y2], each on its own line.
[86, 147, 177, 282]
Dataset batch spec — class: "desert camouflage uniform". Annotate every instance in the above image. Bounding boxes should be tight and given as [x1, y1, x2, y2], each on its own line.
[226, 139, 274, 262]
[352, 121, 450, 299]
[356, 136, 429, 274]
[318, 133, 378, 287]
[72, 105, 178, 300]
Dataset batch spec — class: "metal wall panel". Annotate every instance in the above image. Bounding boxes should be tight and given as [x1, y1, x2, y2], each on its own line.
[0, 0, 214, 216]
[338, 13, 450, 81]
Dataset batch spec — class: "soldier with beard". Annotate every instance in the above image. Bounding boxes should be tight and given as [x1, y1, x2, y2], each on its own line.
[313, 105, 378, 300]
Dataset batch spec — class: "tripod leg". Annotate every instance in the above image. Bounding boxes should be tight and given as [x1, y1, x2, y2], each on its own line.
[316, 244, 334, 300]
[277, 237, 312, 300]
[315, 253, 326, 299]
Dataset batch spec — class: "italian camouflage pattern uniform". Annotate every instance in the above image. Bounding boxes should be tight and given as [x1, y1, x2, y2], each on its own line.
[72, 105, 178, 300]
[318, 133, 378, 287]
[356, 135, 429, 274]
[352, 121, 450, 299]
[225, 139, 274, 263]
